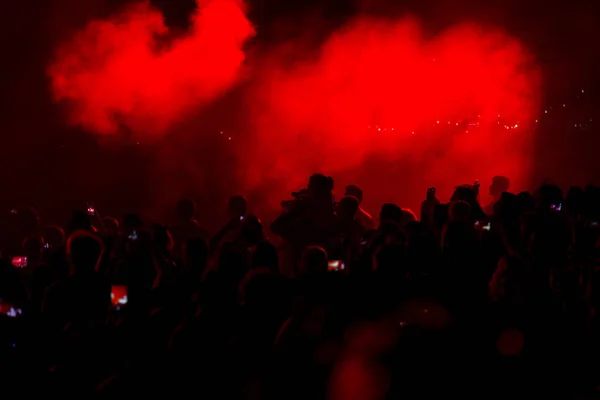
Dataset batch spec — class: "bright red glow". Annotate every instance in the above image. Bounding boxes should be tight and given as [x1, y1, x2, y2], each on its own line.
[48, 0, 255, 135]
[244, 17, 541, 209]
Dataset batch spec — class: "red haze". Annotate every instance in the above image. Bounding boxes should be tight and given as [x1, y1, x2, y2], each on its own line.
[244, 17, 541, 209]
[48, 0, 255, 136]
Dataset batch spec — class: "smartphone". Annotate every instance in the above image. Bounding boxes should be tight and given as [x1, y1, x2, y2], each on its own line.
[128, 230, 138, 241]
[427, 187, 436, 200]
[11, 256, 28, 268]
[474, 221, 491, 231]
[111, 285, 128, 310]
[550, 203, 562, 212]
[0, 301, 22, 318]
[86, 203, 96, 216]
[328, 260, 345, 272]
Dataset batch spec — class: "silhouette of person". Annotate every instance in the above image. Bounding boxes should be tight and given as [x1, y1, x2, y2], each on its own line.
[345, 184, 375, 230]
[171, 198, 209, 258]
[42, 231, 110, 329]
[485, 176, 510, 216]
[209, 195, 248, 256]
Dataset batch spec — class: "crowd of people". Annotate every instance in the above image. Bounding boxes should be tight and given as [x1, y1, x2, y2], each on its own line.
[1, 173, 600, 398]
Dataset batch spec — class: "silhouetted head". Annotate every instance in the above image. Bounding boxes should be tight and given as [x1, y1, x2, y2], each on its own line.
[43, 225, 65, 249]
[494, 192, 520, 221]
[102, 217, 119, 237]
[380, 203, 403, 226]
[400, 209, 417, 229]
[176, 198, 196, 222]
[534, 184, 563, 211]
[490, 176, 510, 198]
[241, 214, 263, 245]
[228, 195, 248, 220]
[449, 201, 473, 225]
[184, 237, 208, 276]
[516, 191, 535, 215]
[345, 185, 364, 204]
[451, 185, 477, 203]
[337, 196, 360, 221]
[122, 213, 144, 234]
[252, 241, 278, 273]
[67, 231, 104, 276]
[68, 210, 92, 233]
[308, 174, 334, 196]
[301, 246, 328, 275]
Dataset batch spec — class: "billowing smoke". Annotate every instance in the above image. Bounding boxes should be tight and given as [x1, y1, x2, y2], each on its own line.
[47, 4, 542, 214]
[242, 16, 541, 209]
[48, 0, 255, 136]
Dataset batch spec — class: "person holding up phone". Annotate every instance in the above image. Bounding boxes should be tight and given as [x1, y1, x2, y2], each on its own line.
[41, 232, 111, 328]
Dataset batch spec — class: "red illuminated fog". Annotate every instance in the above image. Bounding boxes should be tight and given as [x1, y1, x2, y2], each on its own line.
[243, 17, 541, 208]
[48, 0, 255, 135]
[48, 4, 542, 211]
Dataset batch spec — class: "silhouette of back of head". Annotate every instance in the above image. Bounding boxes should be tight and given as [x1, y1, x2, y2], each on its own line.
[252, 241, 279, 273]
[68, 210, 92, 233]
[380, 203, 403, 225]
[301, 246, 328, 275]
[490, 176, 510, 198]
[67, 231, 104, 276]
[345, 185, 364, 203]
[228, 195, 248, 219]
[241, 214, 263, 245]
[449, 201, 473, 224]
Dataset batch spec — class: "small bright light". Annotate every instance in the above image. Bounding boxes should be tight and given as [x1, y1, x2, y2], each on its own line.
[436, 121, 439, 124]
[220, 131, 223, 135]
[391, 128, 394, 131]
[563, 104, 566, 107]
[411, 131, 415, 135]
[228, 137, 231, 140]
[582, 89, 585, 93]
[535, 120, 538, 123]
[514, 124, 518, 128]
[544, 110, 548, 113]
[455, 123, 458, 126]
[378, 128, 381, 131]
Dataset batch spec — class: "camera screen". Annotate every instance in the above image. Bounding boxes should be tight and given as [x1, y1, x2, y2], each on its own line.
[111, 285, 128, 310]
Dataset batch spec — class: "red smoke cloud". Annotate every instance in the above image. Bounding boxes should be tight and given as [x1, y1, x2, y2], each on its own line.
[48, 0, 255, 135]
[244, 17, 541, 208]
